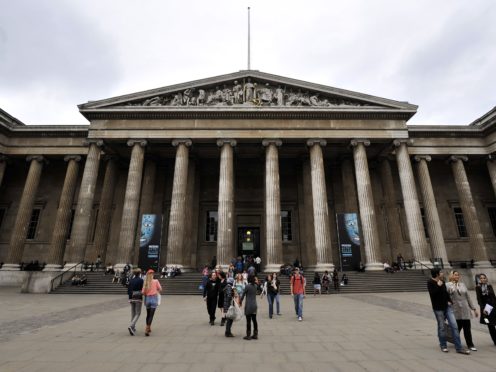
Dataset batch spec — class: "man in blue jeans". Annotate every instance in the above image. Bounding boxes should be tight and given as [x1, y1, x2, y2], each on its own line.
[290, 268, 306, 321]
[427, 268, 470, 354]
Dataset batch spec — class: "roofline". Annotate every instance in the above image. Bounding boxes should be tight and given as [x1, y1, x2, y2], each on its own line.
[0, 108, 25, 126]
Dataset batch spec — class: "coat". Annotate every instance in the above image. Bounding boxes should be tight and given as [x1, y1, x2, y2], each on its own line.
[446, 281, 476, 319]
[475, 284, 496, 325]
[240, 283, 257, 315]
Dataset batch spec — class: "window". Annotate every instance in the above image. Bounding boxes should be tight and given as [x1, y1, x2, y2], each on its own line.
[66, 209, 76, 240]
[281, 210, 292, 241]
[420, 207, 429, 238]
[26, 208, 41, 240]
[453, 207, 468, 238]
[488, 207, 496, 237]
[205, 211, 218, 242]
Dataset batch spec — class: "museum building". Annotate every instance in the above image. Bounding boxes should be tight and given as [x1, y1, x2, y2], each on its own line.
[0, 70, 495, 279]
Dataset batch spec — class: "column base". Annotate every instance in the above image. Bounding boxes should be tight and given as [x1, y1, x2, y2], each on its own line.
[365, 262, 384, 271]
[473, 260, 493, 269]
[0, 263, 20, 271]
[43, 264, 63, 272]
[263, 264, 283, 273]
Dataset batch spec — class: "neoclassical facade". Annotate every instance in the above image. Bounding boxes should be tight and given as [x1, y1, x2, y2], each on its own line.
[0, 71, 495, 281]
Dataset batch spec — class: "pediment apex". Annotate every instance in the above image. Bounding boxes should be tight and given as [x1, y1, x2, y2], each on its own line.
[79, 71, 417, 114]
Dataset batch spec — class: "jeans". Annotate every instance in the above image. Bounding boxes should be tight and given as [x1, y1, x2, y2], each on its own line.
[129, 301, 142, 329]
[275, 293, 280, 314]
[293, 293, 304, 318]
[433, 306, 463, 351]
[267, 292, 276, 318]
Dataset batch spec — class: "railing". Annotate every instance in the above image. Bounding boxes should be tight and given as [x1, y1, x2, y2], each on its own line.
[411, 259, 434, 275]
[50, 261, 85, 292]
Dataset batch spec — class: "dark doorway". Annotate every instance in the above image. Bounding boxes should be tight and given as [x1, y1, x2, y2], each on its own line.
[237, 227, 260, 259]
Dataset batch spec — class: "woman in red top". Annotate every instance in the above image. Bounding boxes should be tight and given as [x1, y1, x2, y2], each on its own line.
[142, 269, 162, 336]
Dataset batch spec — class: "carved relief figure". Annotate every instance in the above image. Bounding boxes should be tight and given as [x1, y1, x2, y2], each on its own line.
[275, 86, 284, 106]
[259, 83, 273, 105]
[183, 89, 193, 105]
[197, 89, 206, 105]
[244, 79, 255, 102]
[233, 81, 243, 104]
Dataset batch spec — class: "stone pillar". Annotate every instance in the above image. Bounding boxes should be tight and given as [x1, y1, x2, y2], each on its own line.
[393, 140, 431, 266]
[341, 156, 358, 212]
[414, 156, 450, 268]
[486, 156, 496, 198]
[450, 156, 492, 267]
[307, 139, 334, 270]
[379, 158, 405, 258]
[351, 140, 382, 270]
[263, 139, 283, 272]
[166, 139, 192, 268]
[45, 156, 81, 270]
[92, 156, 118, 264]
[65, 140, 103, 267]
[0, 155, 7, 188]
[216, 139, 236, 268]
[115, 140, 147, 268]
[3, 156, 45, 269]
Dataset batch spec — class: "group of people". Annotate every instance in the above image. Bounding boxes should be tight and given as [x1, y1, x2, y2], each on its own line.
[71, 273, 87, 286]
[428, 268, 496, 355]
[315, 269, 348, 294]
[160, 265, 181, 278]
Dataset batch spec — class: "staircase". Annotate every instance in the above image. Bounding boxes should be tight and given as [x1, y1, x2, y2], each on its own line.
[50, 269, 429, 295]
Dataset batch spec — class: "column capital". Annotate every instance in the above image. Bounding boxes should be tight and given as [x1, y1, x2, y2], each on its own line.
[414, 155, 432, 162]
[216, 139, 237, 147]
[448, 155, 468, 164]
[127, 139, 147, 148]
[26, 155, 47, 164]
[350, 139, 370, 147]
[393, 138, 414, 147]
[82, 139, 104, 147]
[172, 139, 192, 147]
[306, 138, 327, 147]
[64, 155, 82, 163]
[262, 139, 282, 147]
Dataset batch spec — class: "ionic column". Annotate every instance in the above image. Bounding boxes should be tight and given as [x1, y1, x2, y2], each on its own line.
[341, 156, 358, 212]
[3, 156, 45, 269]
[486, 156, 496, 198]
[414, 156, 450, 268]
[65, 140, 103, 267]
[45, 156, 81, 270]
[166, 139, 192, 268]
[379, 158, 405, 258]
[263, 139, 283, 272]
[351, 140, 382, 270]
[393, 140, 431, 266]
[216, 139, 236, 268]
[0, 155, 8, 188]
[450, 156, 491, 267]
[307, 139, 334, 270]
[115, 140, 147, 268]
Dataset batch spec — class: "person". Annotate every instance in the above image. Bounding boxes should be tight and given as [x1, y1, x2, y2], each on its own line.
[254, 255, 262, 273]
[446, 270, 478, 351]
[358, 262, 366, 272]
[223, 277, 235, 337]
[341, 273, 349, 286]
[105, 263, 114, 275]
[313, 272, 321, 295]
[142, 269, 162, 336]
[427, 268, 470, 354]
[322, 270, 330, 294]
[234, 273, 246, 298]
[475, 273, 496, 345]
[161, 266, 167, 278]
[95, 255, 102, 271]
[127, 268, 144, 336]
[332, 268, 340, 292]
[240, 275, 258, 340]
[272, 272, 281, 315]
[218, 271, 227, 326]
[383, 261, 394, 274]
[203, 271, 219, 325]
[265, 274, 278, 318]
[290, 267, 306, 321]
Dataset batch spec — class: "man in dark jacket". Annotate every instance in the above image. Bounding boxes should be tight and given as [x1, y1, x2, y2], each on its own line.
[127, 268, 144, 336]
[223, 277, 235, 337]
[427, 268, 469, 354]
[203, 271, 219, 325]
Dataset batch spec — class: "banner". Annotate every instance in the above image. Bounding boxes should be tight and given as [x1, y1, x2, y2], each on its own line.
[336, 213, 361, 271]
[138, 214, 163, 272]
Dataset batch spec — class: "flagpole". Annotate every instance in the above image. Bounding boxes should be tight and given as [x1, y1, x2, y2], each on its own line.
[248, 7, 251, 70]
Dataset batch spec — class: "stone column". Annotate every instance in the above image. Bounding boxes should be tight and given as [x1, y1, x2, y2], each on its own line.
[379, 158, 405, 258]
[45, 156, 81, 270]
[341, 156, 358, 212]
[93, 156, 118, 264]
[65, 140, 103, 267]
[3, 156, 45, 269]
[414, 156, 450, 268]
[216, 139, 236, 268]
[450, 156, 492, 267]
[0, 155, 7, 188]
[307, 139, 334, 270]
[166, 139, 192, 268]
[393, 140, 431, 266]
[351, 140, 382, 270]
[115, 140, 147, 268]
[486, 156, 496, 198]
[263, 139, 283, 272]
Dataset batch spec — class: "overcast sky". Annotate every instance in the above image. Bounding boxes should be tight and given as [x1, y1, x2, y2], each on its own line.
[0, 0, 495, 125]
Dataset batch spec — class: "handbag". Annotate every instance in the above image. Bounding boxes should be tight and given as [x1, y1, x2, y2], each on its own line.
[226, 299, 243, 322]
[444, 322, 454, 344]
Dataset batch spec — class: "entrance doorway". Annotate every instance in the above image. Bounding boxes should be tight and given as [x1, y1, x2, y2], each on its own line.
[237, 227, 260, 259]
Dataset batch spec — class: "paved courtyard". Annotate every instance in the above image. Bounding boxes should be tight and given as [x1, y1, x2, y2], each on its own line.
[0, 287, 495, 372]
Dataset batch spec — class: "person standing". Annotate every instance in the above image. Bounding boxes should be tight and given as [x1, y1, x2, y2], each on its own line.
[427, 268, 470, 354]
[475, 273, 496, 345]
[240, 275, 258, 340]
[223, 277, 235, 337]
[322, 271, 330, 294]
[332, 268, 340, 292]
[290, 267, 306, 321]
[265, 274, 278, 319]
[272, 272, 281, 316]
[203, 271, 219, 325]
[218, 271, 227, 326]
[142, 269, 162, 336]
[127, 268, 144, 336]
[254, 255, 262, 273]
[313, 272, 321, 295]
[447, 271, 478, 351]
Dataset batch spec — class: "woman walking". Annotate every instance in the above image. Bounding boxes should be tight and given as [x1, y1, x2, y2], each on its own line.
[234, 273, 246, 298]
[313, 272, 322, 295]
[203, 271, 219, 325]
[475, 273, 496, 345]
[265, 274, 278, 318]
[142, 269, 162, 336]
[127, 268, 144, 336]
[272, 272, 281, 316]
[240, 275, 258, 340]
[447, 271, 478, 351]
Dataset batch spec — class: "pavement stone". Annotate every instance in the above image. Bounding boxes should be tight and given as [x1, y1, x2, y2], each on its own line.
[0, 287, 495, 371]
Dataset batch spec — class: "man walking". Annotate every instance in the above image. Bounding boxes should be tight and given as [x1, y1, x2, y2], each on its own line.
[290, 267, 306, 321]
[427, 268, 470, 354]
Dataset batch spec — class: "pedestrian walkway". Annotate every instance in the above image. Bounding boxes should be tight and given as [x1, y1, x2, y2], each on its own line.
[0, 287, 495, 372]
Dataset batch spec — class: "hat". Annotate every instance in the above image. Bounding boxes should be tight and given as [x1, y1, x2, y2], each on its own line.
[147, 269, 155, 274]
[227, 277, 234, 285]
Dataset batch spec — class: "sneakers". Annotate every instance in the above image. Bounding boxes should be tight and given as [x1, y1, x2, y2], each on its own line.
[243, 336, 251, 340]
[441, 348, 449, 353]
[456, 349, 471, 355]
[225, 333, 234, 338]
[469, 347, 477, 351]
[128, 326, 135, 336]
[298, 317, 303, 321]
